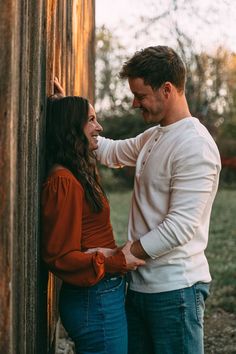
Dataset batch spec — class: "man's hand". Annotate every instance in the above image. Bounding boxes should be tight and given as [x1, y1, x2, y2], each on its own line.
[85, 242, 146, 270]
[121, 241, 146, 270]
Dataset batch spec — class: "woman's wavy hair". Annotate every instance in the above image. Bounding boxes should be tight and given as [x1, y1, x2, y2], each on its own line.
[46, 96, 106, 212]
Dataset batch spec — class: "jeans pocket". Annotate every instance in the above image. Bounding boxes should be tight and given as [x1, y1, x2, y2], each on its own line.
[194, 282, 210, 324]
[98, 276, 124, 295]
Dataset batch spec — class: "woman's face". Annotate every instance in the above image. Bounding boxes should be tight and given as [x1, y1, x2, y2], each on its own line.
[83, 104, 103, 150]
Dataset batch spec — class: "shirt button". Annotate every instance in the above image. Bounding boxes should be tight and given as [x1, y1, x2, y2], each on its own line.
[148, 149, 151, 153]
[142, 161, 145, 165]
[155, 138, 158, 141]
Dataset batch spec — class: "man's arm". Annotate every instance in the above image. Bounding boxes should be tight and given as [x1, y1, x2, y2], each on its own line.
[137, 137, 221, 259]
[96, 127, 155, 168]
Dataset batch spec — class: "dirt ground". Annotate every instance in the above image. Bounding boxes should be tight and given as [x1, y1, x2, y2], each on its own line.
[205, 308, 236, 354]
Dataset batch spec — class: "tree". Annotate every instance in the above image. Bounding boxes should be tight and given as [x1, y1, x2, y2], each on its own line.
[95, 26, 131, 117]
[95, 1, 236, 185]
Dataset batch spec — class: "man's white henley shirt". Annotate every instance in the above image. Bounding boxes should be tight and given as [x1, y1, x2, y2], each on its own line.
[97, 117, 221, 293]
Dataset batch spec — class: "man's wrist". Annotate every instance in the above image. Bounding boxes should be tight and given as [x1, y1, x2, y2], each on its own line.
[130, 240, 149, 260]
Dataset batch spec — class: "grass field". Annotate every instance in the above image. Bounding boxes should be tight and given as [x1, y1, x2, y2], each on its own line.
[107, 188, 236, 314]
[107, 187, 236, 353]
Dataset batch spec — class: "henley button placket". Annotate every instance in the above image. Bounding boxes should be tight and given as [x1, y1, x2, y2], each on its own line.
[140, 133, 162, 173]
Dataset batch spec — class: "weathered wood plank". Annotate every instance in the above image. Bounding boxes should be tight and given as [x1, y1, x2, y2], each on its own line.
[0, 0, 19, 352]
[0, 0, 95, 352]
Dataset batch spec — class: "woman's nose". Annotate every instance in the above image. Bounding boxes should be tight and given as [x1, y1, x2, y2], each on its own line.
[96, 121, 103, 132]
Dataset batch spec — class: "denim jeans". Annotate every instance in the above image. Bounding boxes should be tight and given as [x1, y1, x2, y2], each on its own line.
[126, 282, 210, 354]
[59, 275, 127, 354]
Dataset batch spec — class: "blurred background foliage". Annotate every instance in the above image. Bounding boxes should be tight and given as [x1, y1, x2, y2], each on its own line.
[95, 1, 236, 187]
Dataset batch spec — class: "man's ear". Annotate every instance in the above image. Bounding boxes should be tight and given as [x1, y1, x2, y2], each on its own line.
[162, 82, 172, 97]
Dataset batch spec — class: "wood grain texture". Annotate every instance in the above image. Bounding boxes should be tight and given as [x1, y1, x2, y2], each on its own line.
[0, 0, 95, 352]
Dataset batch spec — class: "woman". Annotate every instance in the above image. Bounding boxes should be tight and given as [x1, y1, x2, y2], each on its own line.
[42, 95, 144, 354]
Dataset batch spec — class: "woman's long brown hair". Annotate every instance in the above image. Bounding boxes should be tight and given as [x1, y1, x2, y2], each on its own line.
[46, 96, 106, 212]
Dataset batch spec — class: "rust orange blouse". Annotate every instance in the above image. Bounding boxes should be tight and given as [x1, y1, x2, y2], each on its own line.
[41, 168, 127, 286]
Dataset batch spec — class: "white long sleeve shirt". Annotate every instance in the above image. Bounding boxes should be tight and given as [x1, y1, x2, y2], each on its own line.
[96, 117, 221, 293]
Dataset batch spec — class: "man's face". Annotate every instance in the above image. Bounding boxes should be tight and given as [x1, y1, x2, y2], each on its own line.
[128, 77, 166, 124]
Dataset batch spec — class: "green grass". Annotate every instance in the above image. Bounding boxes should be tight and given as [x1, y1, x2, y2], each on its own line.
[206, 189, 236, 313]
[107, 190, 132, 245]
[107, 188, 236, 314]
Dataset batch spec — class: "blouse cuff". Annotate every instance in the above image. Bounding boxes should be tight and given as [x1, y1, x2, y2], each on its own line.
[104, 249, 127, 274]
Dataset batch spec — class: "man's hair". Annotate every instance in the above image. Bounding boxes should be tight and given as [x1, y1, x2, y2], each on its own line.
[120, 45, 186, 91]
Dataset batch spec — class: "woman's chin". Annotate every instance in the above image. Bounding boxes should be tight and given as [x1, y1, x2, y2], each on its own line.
[89, 143, 98, 151]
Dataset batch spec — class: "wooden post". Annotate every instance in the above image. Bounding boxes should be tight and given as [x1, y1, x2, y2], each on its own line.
[0, 1, 95, 352]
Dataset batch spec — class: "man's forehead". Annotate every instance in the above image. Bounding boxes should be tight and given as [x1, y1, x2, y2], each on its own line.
[128, 78, 153, 94]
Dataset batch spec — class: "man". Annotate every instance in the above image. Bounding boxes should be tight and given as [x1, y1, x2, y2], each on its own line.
[96, 46, 221, 354]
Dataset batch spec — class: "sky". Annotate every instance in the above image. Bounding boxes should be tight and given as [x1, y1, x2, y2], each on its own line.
[95, 0, 236, 53]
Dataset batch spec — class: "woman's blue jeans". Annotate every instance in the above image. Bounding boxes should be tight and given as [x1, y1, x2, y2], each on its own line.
[126, 282, 210, 354]
[59, 275, 127, 354]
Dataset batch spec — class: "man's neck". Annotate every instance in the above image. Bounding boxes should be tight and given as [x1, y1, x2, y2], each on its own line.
[161, 96, 191, 126]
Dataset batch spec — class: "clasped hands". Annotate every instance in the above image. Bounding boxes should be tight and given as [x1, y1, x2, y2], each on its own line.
[86, 241, 146, 271]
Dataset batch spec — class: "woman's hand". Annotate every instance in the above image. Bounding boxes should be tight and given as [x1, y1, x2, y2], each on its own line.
[53, 77, 65, 96]
[49, 77, 65, 100]
[85, 247, 117, 257]
[121, 241, 146, 270]
[85, 242, 146, 270]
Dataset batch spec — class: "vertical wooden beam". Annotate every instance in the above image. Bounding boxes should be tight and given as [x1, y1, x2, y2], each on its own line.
[45, 0, 95, 352]
[46, 0, 57, 94]
[73, 0, 95, 102]
[0, 0, 20, 351]
[0, 0, 47, 352]
[0, 0, 95, 352]
[11, 0, 47, 352]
